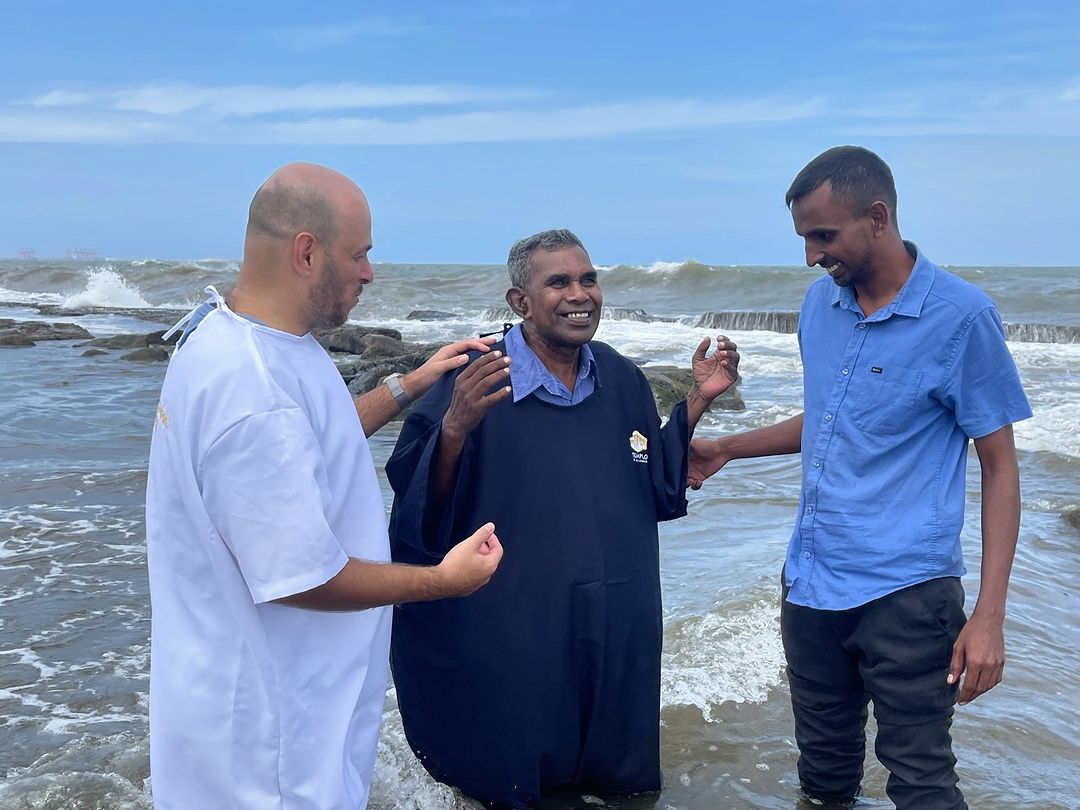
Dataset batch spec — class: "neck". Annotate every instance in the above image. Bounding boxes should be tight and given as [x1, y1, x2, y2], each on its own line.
[228, 273, 309, 336]
[853, 239, 916, 317]
[521, 326, 581, 390]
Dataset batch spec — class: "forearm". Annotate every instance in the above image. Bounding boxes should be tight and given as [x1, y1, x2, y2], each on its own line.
[275, 557, 447, 611]
[717, 413, 803, 461]
[973, 437, 1021, 618]
[354, 382, 404, 437]
[685, 388, 712, 436]
[354, 368, 434, 437]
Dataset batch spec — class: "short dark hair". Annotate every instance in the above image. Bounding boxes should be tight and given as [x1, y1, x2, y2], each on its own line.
[785, 146, 898, 224]
[506, 228, 585, 289]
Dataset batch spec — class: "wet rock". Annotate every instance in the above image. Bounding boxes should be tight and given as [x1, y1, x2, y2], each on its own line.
[314, 324, 402, 354]
[0, 320, 94, 343]
[36, 303, 189, 324]
[346, 360, 416, 397]
[80, 330, 170, 349]
[120, 346, 171, 362]
[481, 306, 515, 323]
[82, 349, 109, 357]
[0, 333, 36, 347]
[1063, 508, 1080, 532]
[360, 333, 407, 359]
[603, 306, 658, 322]
[406, 310, 457, 321]
[696, 311, 800, 333]
[641, 365, 744, 413]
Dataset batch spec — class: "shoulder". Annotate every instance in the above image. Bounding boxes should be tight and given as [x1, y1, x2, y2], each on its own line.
[799, 274, 835, 311]
[588, 341, 650, 393]
[925, 263, 996, 317]
[163, 311, 306, 418]
[589, 340, 641, 374]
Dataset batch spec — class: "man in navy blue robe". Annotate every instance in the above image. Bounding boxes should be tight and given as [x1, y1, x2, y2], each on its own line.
[386, 229, 739, 807]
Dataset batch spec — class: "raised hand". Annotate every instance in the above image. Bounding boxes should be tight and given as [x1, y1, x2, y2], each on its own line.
[691, 335, 740, 402]
[436, 522, 504, 598]
[441, 351, 513, 439]
[406, 336, 499, 400]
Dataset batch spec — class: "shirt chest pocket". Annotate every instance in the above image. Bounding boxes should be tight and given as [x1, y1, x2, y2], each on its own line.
[847, 364, 924, 435]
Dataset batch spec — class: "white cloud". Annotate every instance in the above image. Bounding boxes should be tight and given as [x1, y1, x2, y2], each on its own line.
[273, 16, 425, 50]
[26, 82, 531, 118]
[0, 95, 827, 146]
[30, 89, 95, 108]
[116, 83, 529, 116]
[5, 78, 1080, 146]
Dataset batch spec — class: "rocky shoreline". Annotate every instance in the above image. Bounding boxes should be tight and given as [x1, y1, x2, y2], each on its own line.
[1, 311, 744, 415]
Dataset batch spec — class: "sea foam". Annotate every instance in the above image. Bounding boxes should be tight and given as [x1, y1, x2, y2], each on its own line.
[62, 268, 151, 309]
[661, 598, 786, 722]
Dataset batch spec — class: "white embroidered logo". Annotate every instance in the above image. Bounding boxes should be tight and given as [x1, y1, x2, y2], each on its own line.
[629, 430, 648, 463]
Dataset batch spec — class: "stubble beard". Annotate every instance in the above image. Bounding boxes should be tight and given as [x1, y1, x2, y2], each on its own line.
[308, 255, 350, 330]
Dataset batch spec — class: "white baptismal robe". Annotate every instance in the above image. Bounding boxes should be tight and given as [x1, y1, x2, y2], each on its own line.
[146, 294, 391, 809]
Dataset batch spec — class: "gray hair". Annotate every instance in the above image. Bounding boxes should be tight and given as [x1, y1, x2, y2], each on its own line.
[506, 228, 585, 289]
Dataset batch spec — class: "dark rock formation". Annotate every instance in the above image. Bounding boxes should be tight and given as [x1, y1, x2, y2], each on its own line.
[80, 330, 170, 349]
[358, 333, 407, 360]
[0, 319, 94, 346]
[313, 324, 402, 354]
[121, 346, 171, 362]
[0, 333, 36, 347]
[406, 310, 457, 321]
[1063, 507, 1080, 533]
[696, 311, 800, 333]
[641, 366, 744, 413]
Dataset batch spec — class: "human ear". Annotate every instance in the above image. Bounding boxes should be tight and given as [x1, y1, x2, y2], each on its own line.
[505, 288, 529, 318]
[292, 232, 317, 277]
[868, 201, 891, 236]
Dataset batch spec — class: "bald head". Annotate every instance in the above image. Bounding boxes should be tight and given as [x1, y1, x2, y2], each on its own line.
[231, 163, 374, 335]
[246, 162, 367, 248]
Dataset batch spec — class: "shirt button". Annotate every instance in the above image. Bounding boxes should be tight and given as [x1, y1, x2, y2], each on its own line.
[803, 551, 811, 559]
[805, 506, 814, 514]
[824, 413, 832, 421]
[813, 461, 821, 468]
[858, 323, 866, 329]
[842, 368, 849, 375]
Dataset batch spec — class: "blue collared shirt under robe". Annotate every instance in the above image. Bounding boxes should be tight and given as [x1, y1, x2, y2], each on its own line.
[502, 323, 599, 405]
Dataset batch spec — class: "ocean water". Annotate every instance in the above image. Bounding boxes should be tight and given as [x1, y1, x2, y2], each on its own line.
[0, 258, 1077, 809]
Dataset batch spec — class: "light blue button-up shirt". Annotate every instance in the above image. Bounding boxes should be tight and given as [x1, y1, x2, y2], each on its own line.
[503, 324, 599, 406]
[785, 246, 1031, 610]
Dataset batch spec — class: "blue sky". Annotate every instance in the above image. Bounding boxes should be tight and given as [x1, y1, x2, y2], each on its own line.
[2, 1, 1078, 265]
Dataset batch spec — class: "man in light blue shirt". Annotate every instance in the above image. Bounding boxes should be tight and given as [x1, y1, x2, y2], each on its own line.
[690, 146, 1030, 809]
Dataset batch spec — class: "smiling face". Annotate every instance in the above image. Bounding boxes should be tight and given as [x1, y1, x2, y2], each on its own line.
[790, 181, 876, 288]
[509, 245, 602, 352]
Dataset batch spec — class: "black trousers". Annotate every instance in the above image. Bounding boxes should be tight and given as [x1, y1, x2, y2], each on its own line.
[781, 576, 968, 810]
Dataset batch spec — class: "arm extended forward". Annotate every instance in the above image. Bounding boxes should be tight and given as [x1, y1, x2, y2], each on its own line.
[275, 523, 502, 611]
[688, 412, 803, 488]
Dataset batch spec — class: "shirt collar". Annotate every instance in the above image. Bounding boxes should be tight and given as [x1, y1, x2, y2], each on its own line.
[831, 240, 934, 320]
[502, 323, 599, 403]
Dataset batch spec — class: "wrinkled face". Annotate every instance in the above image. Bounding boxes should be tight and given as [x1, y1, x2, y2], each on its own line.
[515, 246, 602, 350]
[308, 196, 373, 329]
[790, 182, 874, 288]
